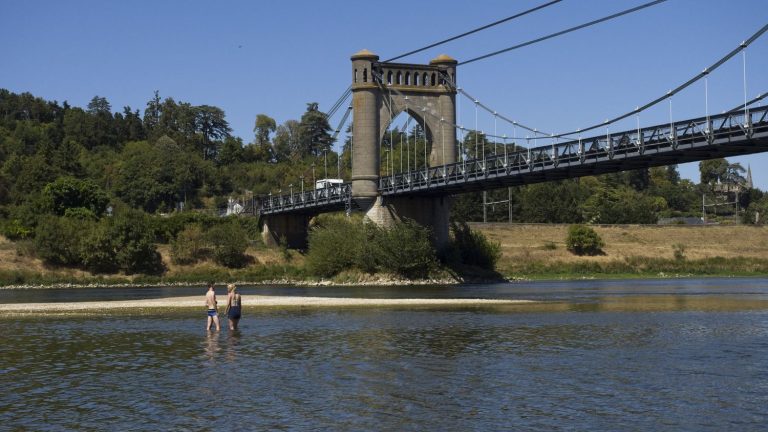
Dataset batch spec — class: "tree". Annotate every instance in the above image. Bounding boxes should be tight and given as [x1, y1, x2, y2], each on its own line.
[195, 105, 231, 159]
[41, 176, 109, 217]
[298, 102, 333, 158]
[699, 158, 729, 186]
[273, 119, 300, 162]
[254, 114, 276, 147]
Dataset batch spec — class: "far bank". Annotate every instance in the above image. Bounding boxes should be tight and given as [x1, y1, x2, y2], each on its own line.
[1, 223, 767, 286]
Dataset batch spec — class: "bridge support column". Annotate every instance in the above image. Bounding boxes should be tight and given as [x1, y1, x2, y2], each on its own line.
[260, 214, 311, 249]
[350, 49, 381, 211]
[365, 196, 453, 249]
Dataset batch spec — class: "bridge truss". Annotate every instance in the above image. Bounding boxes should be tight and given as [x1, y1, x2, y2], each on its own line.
[259, 105, 768, 215]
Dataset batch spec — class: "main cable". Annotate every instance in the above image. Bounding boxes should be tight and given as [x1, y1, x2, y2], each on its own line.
[460, 0, 668, 66]
[383, 0, 564, 63]
[534, 22, 768, 139]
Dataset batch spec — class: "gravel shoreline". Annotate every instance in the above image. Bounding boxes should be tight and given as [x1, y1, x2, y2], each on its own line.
[0, 295, 532, 313]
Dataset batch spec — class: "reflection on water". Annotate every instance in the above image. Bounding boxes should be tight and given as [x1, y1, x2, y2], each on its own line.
[2, 280, 768, 430]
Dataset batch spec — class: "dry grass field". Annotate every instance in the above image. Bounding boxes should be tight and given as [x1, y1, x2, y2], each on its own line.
[473, 223, 768, 277]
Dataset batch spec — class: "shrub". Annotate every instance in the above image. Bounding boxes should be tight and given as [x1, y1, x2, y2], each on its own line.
[206, 222, 249, 268]
[109, 210, 164, 274]
[33, 215, 84, 266]
[374, 219, 437, 278]
[305, 215, 363, 277]
[170, 224, 207, 265]
[448, 222, 501, 270]
[80, 222, 119, 273]
[672, 243, 687, 261]
[566, 224, 604, 256]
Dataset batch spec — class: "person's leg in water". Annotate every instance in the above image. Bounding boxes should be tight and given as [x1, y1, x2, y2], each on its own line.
[232, 316, 240, 330]
[207, 313, 213, 331]
[212, 313, 221, 331]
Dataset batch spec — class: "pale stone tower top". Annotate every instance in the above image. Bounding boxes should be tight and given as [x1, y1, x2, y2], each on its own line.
[746, 164, 753, 189]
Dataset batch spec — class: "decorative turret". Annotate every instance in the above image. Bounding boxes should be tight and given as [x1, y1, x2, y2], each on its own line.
[351, 49, 379, 88]
[746, 164, 753, 189]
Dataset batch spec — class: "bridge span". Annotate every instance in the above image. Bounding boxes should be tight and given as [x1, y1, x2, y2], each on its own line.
[260, 105, 768, 215]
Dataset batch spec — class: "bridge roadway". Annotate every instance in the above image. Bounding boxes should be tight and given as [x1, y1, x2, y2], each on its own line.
[259, 105, 768, 215]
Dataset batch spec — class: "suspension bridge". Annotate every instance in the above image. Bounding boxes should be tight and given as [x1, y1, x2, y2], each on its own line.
[256, 2, 768, 248]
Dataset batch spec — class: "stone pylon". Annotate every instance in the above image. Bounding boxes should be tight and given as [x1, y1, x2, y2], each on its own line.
[350, 49, 458, 247]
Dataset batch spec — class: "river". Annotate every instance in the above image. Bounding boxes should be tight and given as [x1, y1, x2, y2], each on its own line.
[1, 277, 767, 430]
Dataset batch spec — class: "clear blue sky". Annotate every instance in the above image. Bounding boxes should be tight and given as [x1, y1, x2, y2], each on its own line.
[2, 0, 767, 187]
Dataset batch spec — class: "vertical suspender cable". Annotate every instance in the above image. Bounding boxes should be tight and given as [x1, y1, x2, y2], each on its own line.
[668, 95, 673, 138]
[494, 112, 498, 157]
[704, 73, 710, 133]
[422, 108, 428, 177]
[742, 46, 749, 121]
[474, 100, 479, 160]
[389, 92, 394, 179]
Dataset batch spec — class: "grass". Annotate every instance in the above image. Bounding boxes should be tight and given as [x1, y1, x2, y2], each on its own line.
[473, 223, 768, 280]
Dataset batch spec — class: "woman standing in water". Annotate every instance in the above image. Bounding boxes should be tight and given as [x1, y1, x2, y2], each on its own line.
[226, 284, 242, 330]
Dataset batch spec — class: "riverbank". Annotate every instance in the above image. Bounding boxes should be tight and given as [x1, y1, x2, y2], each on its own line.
[1, 224, 766, 286]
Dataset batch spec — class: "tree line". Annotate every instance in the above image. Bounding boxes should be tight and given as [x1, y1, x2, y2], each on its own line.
[0, 88, 766, 275]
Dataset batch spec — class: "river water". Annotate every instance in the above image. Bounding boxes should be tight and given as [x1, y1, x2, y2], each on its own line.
[2, 278, 767, 430]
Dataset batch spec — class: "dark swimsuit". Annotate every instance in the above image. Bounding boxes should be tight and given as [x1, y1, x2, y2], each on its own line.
[228, 294, 241, 319]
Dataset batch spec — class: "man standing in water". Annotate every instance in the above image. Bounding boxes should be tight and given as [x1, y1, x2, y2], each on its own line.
[205, 282, 220, 331]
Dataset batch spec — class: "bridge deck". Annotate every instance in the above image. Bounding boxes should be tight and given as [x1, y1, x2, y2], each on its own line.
[260, 106, 768, 215]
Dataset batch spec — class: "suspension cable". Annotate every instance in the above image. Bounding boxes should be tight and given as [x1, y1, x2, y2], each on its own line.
[529, 23, 768, 139]
[383, 0, 564, 63]
[728, 92, 767, 113]
[460, 0, 668, 66]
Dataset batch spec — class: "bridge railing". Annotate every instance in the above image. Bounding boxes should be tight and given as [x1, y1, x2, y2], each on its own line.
[380, 105, 768, 193]
[259, 183, 352, 215]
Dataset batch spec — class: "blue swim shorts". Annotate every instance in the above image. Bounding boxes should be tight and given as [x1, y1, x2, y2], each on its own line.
[207, 309, 217, 317]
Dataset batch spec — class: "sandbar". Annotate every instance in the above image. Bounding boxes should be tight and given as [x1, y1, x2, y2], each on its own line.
[0, 295, 532, 313]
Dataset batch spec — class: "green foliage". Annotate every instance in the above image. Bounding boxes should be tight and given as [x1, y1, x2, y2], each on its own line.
[306, 215, 437, 279]
[33, 215, 84, 266]
[518, 180, 589, 223]
[566, 224, 604, 256]
[582, 186, 659, 224]
[306, 215, 363, 277]
[170, 224, 207, 265]
[206, 222, 249, 268]
[374, 220, 437, 279]
[448, 222, 501, 270]
[80, 223, 119, 273]
[743, 196, 768, 224]
[109, 210, 164, 274]
[42, 176, 109, 216]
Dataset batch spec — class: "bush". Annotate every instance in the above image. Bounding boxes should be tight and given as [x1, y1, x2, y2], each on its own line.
[33, 215, 84, 266]
[80, 222, 119, 273]
[206, 222, 249, 268]
[374, 219, 437, 279]
[306, 215, 438, 279]
[448, 222, 501, 270]
[566, 224, 604, 256]
[109, 210, 164, 274]
[306, 215, 363, 277]
[672, 243, 686, 261]
[170, 224, 207, 265]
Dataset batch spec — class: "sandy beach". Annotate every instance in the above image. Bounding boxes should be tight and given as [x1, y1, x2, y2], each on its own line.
[0, 295, 532, 314]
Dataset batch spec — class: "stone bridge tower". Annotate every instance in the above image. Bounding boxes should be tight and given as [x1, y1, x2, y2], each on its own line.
[350, 49, 458, 246]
